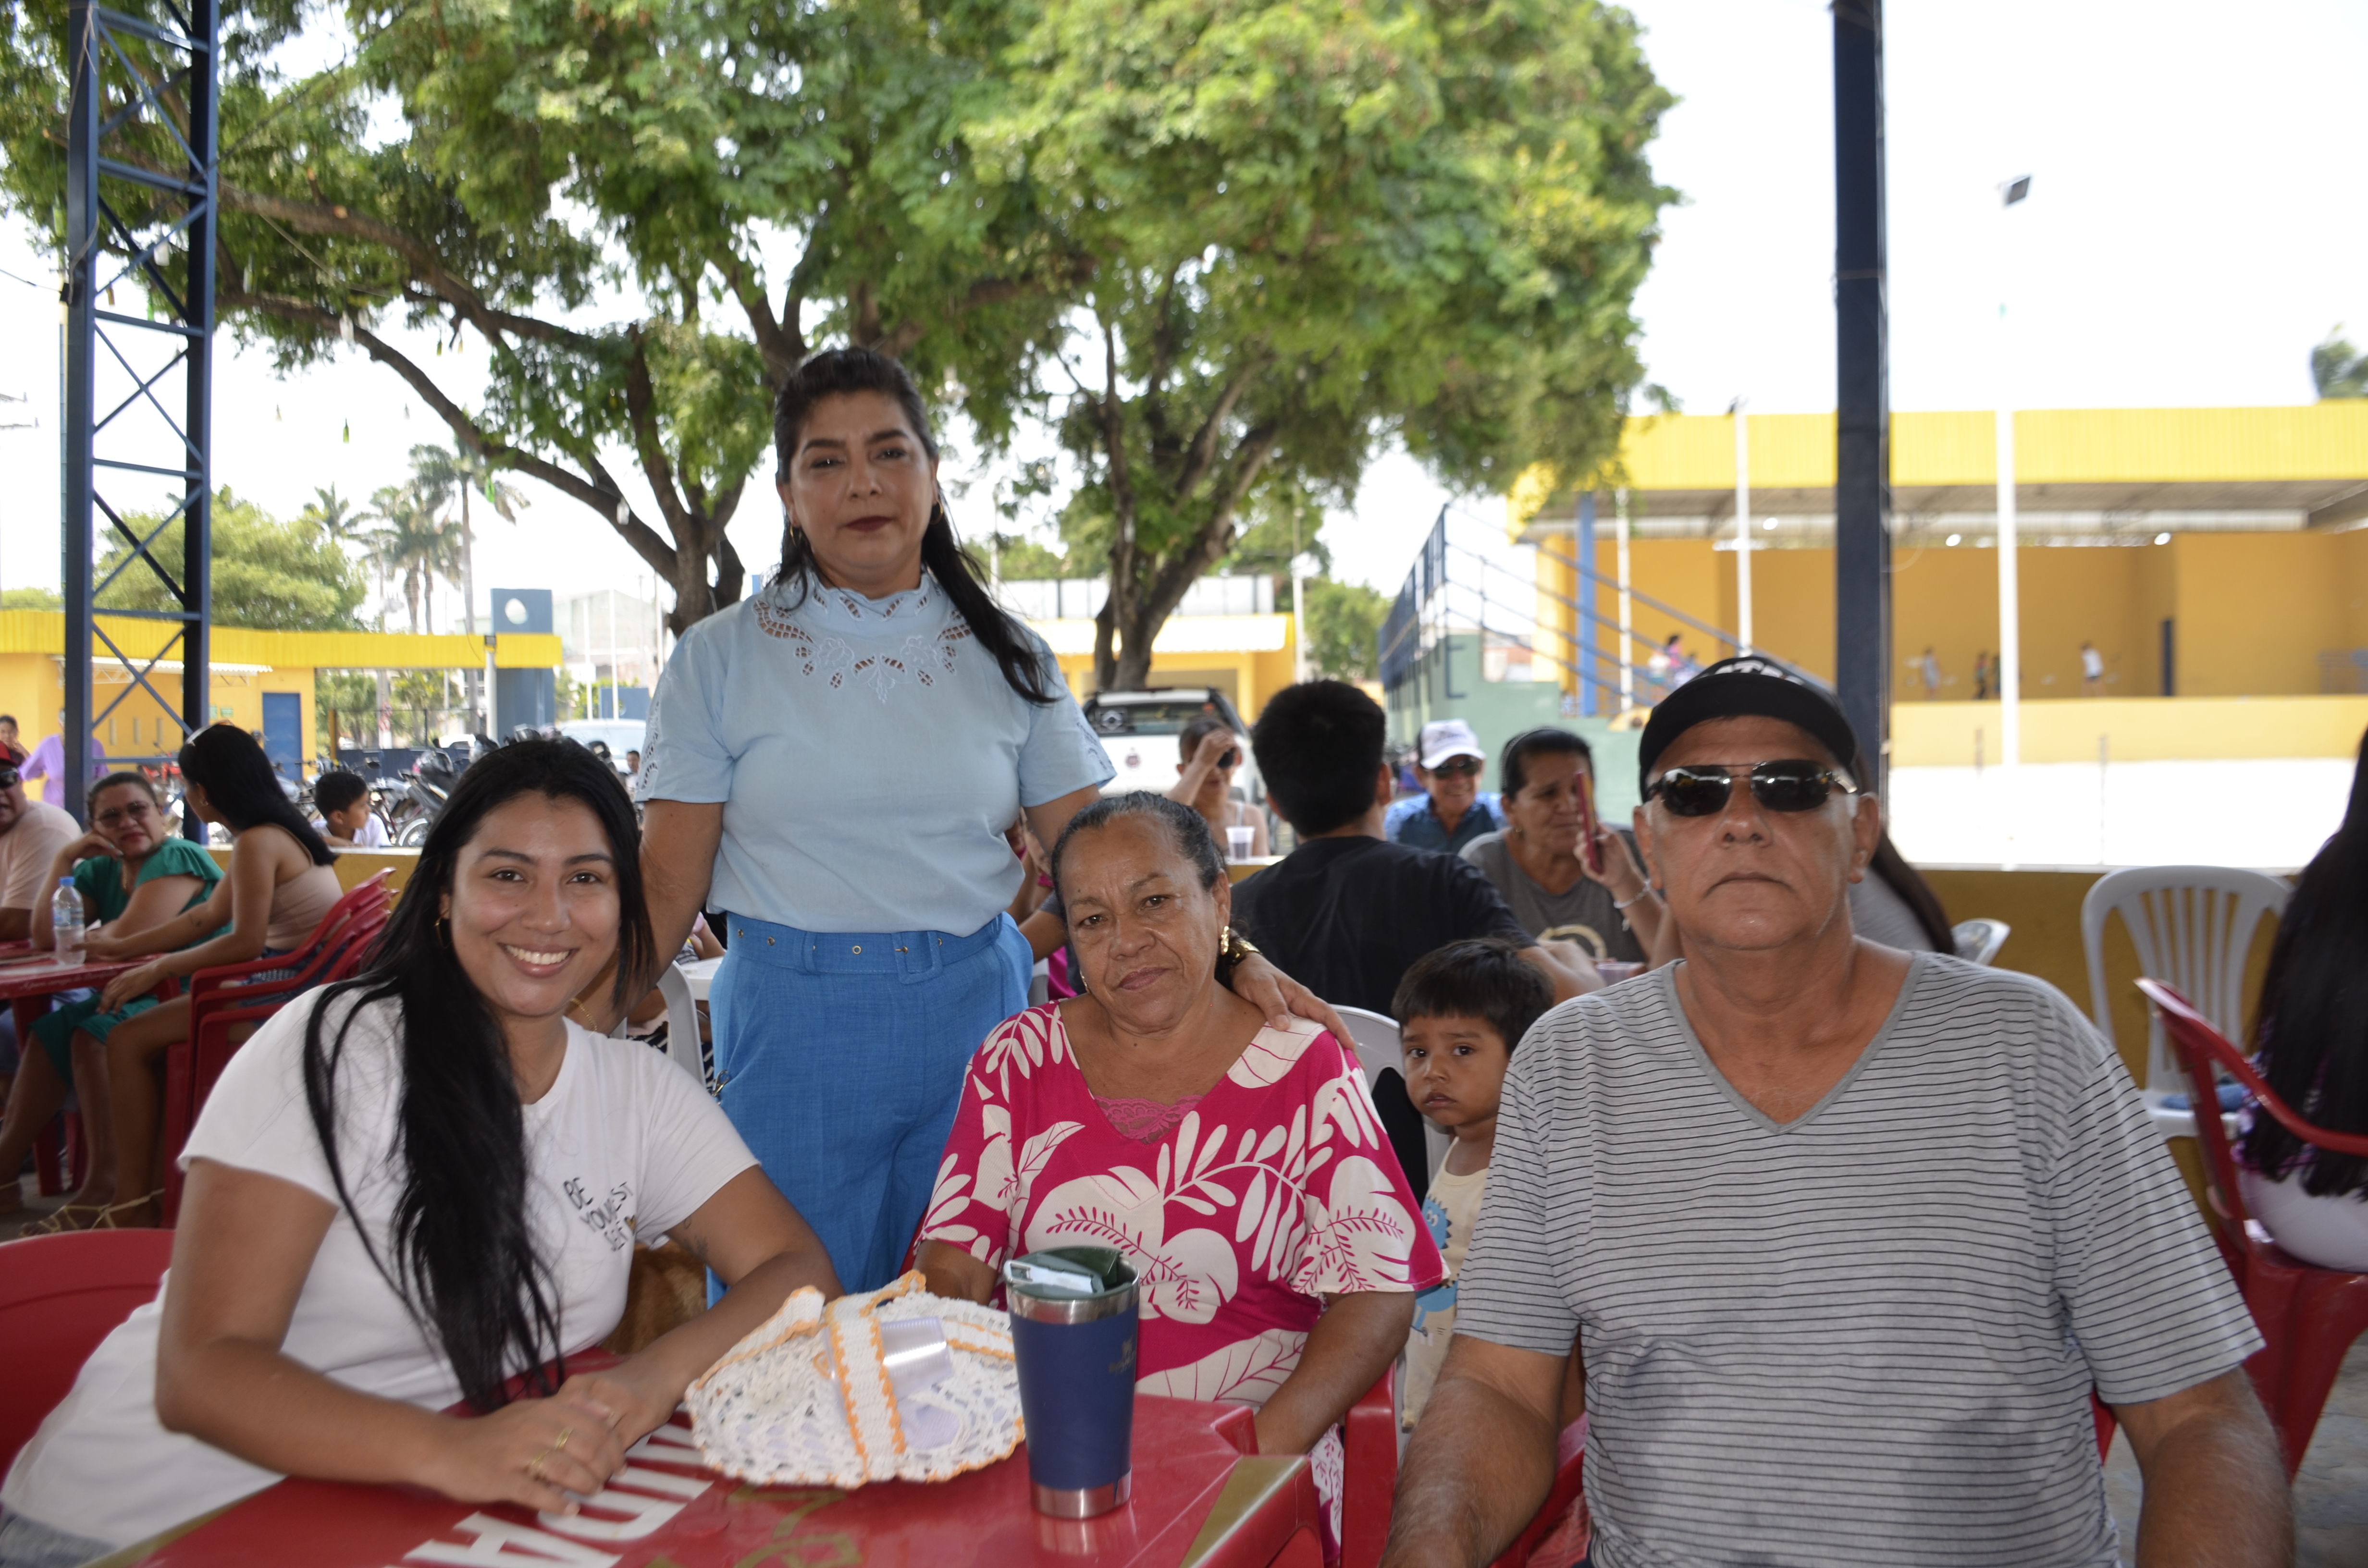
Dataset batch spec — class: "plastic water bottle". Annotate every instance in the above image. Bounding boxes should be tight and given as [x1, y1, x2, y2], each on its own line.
[51, 878, 84, 963]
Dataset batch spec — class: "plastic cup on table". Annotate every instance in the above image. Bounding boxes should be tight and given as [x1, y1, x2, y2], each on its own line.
[1003, 1246, 1139, 1518]
[1225, 825, 1256, 862]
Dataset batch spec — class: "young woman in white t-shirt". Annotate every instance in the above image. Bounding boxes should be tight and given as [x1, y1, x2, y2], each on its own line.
[0, 739, 839, 1564]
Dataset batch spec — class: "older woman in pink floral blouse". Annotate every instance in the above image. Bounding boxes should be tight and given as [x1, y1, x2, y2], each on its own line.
[919, 793, 1441, 1477]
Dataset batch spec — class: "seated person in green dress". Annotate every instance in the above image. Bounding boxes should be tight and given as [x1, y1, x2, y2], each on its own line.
[7, 772, 222, 1233]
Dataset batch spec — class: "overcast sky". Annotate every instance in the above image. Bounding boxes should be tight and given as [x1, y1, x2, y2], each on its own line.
[0, 0, 2359, 615]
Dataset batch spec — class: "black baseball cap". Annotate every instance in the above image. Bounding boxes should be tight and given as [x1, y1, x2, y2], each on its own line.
[1638, 656, 1863, 796]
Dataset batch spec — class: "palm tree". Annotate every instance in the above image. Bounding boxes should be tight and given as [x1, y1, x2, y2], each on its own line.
[299, 485, 367, 549]
[407, 446, 529, 731]
[365, 480, 465, 635]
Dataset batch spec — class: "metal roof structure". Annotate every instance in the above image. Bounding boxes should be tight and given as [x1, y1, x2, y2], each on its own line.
[1511, 404, 2368, 545]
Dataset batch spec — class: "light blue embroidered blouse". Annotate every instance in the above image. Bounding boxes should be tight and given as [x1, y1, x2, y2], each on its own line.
[637, 570, 1113, 936]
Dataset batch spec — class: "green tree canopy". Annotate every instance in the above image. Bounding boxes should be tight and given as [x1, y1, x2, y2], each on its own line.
[101, 488, 369, 630]
[1, 0, 1666, 669]
[1301, 577, 1388, 682]
[2315, 329, 2368, 400]
[0, 0, 1072, 631]
[998, 0, 1669, 687]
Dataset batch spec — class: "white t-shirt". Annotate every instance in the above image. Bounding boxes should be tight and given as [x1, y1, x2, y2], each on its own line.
[0, 801, 80, 910]
[2, 992, 757, 1549]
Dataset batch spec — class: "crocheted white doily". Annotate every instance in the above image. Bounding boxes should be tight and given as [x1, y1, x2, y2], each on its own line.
[686, 1271, 1023, 1488]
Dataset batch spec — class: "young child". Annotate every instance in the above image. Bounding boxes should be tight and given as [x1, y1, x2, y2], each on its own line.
[312, 769, 386, 849]
[1392, 936, 1554, 1430]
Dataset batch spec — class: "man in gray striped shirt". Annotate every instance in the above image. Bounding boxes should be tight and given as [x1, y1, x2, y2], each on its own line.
[1385, 659, 2287, 1568]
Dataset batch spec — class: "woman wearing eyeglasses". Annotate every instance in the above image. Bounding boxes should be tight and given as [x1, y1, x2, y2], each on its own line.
[71, 725, 346, 1229]
[0, 771, 220, 1231]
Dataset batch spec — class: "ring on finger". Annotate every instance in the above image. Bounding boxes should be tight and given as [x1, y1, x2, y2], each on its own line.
[553, 1426, 573, 1452]
[527, 1448, 550, 1481]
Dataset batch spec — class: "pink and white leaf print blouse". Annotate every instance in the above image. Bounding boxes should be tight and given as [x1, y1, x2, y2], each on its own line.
[923, 1005, 1444, 1408]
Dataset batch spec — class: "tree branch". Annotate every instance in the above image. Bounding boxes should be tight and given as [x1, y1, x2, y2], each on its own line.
[719, 245, 807, 385]
[1174, 354, 1268, 501]
[225, 288, 680, 582]
[621, 327, 694, 545]
[1141, 422, 1281, 630]
[215, 182, 599, 355]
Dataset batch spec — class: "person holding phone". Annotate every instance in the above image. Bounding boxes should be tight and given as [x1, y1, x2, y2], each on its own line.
[1170, 714, 1267, 858]
[1460, 727, 1665, 967]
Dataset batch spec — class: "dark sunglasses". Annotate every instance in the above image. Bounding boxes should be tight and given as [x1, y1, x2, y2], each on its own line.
[0, 765, 19, 790]
[1426, 757, 1483, 778]
[1648, 760, 1858, 817]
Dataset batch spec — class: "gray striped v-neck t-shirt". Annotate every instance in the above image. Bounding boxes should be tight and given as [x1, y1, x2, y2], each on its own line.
[1455, 953, 2259, 1568]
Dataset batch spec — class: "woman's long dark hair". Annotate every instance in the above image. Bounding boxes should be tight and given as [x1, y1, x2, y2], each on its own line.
[2240, 730, 2368, 1198]
[179, 724, 333, 866]
[299, 739, 656, 1410]
[772, 347, 1056, 704]
[1868, 831, 1955, 954]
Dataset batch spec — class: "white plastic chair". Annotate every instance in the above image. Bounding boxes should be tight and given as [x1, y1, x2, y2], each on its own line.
[2080, 866, 2287, 1140]
[613, 962, 709, 1090]
[1334, 1005, 1450, 1181]
[1951, 918, 2010, 967]
[654, 962, 705, 1087]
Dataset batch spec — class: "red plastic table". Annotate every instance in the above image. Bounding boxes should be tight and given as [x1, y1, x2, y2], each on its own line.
[2, 952, 169, 1194]
[95, 1396, 1323, 1568]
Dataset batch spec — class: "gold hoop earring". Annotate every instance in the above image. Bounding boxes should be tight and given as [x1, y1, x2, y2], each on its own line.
[436, 917, 452, 949]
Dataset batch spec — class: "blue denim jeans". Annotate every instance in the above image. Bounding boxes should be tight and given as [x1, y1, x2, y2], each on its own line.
[708, 911, 1032, 1293]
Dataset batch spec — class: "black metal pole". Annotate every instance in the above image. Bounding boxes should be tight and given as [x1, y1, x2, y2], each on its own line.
[183, 0, 219, 828]
[62, 0, 96, 826]
[1833, 0, 1891, 795]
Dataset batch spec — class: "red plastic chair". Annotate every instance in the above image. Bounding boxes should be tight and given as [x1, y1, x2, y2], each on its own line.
[159, 874, 393, 1225]
[1338, 1372, 1396, 1568]
[0, 1230, 175, 1473]
[2140, 976, 2368, 1477]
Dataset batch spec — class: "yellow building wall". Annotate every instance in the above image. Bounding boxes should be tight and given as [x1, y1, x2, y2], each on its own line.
[1891, 695, 2368, 766]
[0, 619, 563, 781]
[1604, 532, 2368, 704]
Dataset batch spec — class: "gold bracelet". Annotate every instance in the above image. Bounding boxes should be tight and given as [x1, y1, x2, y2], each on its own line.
[1218, 927, 1260, 968]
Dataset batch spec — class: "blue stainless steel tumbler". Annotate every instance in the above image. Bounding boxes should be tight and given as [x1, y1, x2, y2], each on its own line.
[1004, 1246, 1139, 1518]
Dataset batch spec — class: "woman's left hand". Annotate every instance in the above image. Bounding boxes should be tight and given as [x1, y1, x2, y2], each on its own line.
[99, 959, 169, 1010]
[1227, 953, 1349, 1045]
[549, 1359, 682, 1455]
[1577, 823, 1649, 901]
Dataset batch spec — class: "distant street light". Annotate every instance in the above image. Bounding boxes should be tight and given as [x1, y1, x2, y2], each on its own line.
[1997, 174, 2032, 785]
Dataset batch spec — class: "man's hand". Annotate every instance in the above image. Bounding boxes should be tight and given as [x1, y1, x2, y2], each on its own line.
[2115, 1368, 2290, 1568]
[1226, 952, 1350, 1044]
[1382, 1335, 1565, 1568]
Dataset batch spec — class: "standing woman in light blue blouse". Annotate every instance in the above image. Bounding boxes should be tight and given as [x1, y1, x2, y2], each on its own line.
[619, 348, 1337, 1293]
